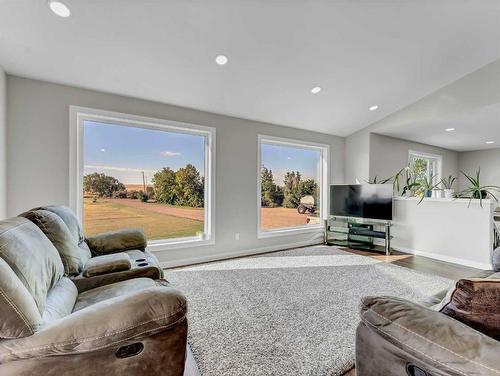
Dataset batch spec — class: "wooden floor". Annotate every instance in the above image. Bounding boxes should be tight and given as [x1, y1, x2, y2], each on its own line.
[182, 246, 488, 376]
[342, 247, 486, 280]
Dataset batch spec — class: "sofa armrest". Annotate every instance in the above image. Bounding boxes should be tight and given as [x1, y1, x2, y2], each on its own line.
[86, 228, 147, 255]
[0, 286, 186, 362]
[356, 296, 500, 376]
[82, 253, 132, 277]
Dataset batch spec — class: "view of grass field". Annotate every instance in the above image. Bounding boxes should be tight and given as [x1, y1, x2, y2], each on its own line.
[83, 197, 315, 239]
[83, 198, 204, 240]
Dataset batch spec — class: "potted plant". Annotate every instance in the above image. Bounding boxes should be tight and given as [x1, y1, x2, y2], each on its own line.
[417, 175, 439, 204]
[441, 175, 456, 199]
[400, 168, 420, 197]
[459, 168, 500, 207]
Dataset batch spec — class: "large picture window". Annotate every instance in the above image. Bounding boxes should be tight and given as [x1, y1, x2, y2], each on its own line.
[257, 135, 329, 237]
[70, 107, 215, 249]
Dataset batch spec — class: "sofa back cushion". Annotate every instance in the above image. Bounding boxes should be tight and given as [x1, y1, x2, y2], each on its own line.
[21, 209, 84, 276]
[0, 218, 64, 337]
[0, 257, 42, 338]
[41, 206, 92, 265]
[21, 205, 93, 272]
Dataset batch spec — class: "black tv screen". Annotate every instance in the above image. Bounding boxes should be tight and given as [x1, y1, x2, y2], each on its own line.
[330, 184, 393, 221]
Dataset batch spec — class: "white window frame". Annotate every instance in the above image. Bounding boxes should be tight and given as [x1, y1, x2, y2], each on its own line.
[408, 150, 443, 185]
[69, 106, 216, 251]
[257, 135, 329, 239]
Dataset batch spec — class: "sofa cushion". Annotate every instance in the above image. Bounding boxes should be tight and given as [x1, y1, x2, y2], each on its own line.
[0, 218, 64, 337]
[0, 257, 41, 338]
[438, 278, 500, 340]
[24, 206, 92, 267]
[0, 218, 64, 313]
[21, 209, 83, 276]
[41, 277, 78, 325]
[82, 253, 132, 277]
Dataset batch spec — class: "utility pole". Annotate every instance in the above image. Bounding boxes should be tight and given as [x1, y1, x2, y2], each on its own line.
[142, 171, 146, 192]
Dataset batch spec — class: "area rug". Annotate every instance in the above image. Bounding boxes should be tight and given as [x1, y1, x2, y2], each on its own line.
[167, 246, 453, 376]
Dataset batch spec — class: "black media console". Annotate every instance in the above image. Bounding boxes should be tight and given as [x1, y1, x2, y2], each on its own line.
[324, 216, 392, 255]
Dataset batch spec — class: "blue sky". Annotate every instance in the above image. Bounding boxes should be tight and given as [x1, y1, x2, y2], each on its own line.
[261, 143, 320, 186]
[84, 120, 205, 185]
[84, 121, 320, 186]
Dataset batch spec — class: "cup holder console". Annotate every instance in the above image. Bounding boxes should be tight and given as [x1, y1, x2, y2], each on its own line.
[137, 262, 149, 267]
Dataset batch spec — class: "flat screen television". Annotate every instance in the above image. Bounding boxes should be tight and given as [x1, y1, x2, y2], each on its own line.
[330, 184, 393, 221]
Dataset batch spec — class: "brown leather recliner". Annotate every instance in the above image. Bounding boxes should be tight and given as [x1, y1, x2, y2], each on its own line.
[355, 271, 500, 376]
[0, 217, 187, 375]
[20, 205, 163, 292]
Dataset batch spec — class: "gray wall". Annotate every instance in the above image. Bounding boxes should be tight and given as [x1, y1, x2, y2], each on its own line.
[458, 148, 500, 191]
[0, 66, 6, 219]
[369, 133, 459, 183]
[6, 76, 345, 265]
[345, 130, 370, 184]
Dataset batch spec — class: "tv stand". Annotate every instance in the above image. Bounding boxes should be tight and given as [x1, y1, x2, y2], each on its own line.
[324, 216, 392, 255]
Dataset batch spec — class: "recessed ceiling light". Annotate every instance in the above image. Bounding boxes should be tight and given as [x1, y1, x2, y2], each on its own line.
[369, 105, 379, 111]
[311, 86, 321, 94]
[215, 55, 228, 65]
[486, 141, 495, 144]
[48, 1, 71, 18]
[445, 127, 455, 132]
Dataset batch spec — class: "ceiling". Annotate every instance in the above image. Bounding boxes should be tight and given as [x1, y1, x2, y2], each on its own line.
[0, 0, 500, 137]
[376, 103, 500, 152]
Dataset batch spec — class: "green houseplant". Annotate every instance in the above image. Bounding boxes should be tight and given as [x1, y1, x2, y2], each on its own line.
[441, 175, 456, 199]
[417, 175, 439, 204]
[399, 167, 420, 197]
[459, 168, 500, 207]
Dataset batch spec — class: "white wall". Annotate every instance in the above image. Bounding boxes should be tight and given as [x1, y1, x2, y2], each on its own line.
[458, 148, 500, 191]
[393, 197, 494, 270]
[369, 133, 459, 183]
[0, 66, 6, 219]
[6, 76, 345, 266]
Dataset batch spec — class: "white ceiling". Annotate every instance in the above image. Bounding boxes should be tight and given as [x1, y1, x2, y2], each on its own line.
[376, 103, 500, 152]
[0, 0, 500, 137]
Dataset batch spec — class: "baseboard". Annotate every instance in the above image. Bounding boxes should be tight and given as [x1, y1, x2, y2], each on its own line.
[394, 246, 492, 270]
[160, 239, 323, 268]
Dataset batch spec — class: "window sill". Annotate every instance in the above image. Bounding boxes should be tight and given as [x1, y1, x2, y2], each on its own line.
[146, 236, 215, 252]
[257, 225, 324, 239]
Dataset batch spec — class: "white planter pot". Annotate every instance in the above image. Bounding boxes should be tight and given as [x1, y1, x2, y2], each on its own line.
[444, 189, 454, 199]
[431, 189, 442, 199]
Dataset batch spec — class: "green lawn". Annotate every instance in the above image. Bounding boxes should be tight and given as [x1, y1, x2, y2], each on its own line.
[83, 198, 204, 240]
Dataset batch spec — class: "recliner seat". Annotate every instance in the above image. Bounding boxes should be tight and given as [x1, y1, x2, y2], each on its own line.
[0, 217, 187, 375]
[20, 205, 163, 292]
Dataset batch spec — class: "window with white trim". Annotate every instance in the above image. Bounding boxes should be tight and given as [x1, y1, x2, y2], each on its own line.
[408, 150, 442, 186]
[257, 135, 329, 237]
[70, 107, 215, 248]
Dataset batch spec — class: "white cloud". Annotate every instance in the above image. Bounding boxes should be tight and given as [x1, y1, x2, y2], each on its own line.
[84, 165, 157, 174]
[100, 148, 106, 152]
[160, 151, 181, 157]
[287, 157, 292, 160]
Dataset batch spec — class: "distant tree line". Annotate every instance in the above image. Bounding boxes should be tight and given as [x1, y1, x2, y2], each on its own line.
[261, 166, 318, 208]
[83, 173, 125, 198]
[152, 164, 204, 207]
[83, 164, 204, 208]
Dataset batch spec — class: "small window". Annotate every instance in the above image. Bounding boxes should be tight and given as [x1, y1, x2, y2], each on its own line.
[258, 135, 329, 237]
[408, 150, 442, 186]
[70, 107, 215, 249]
